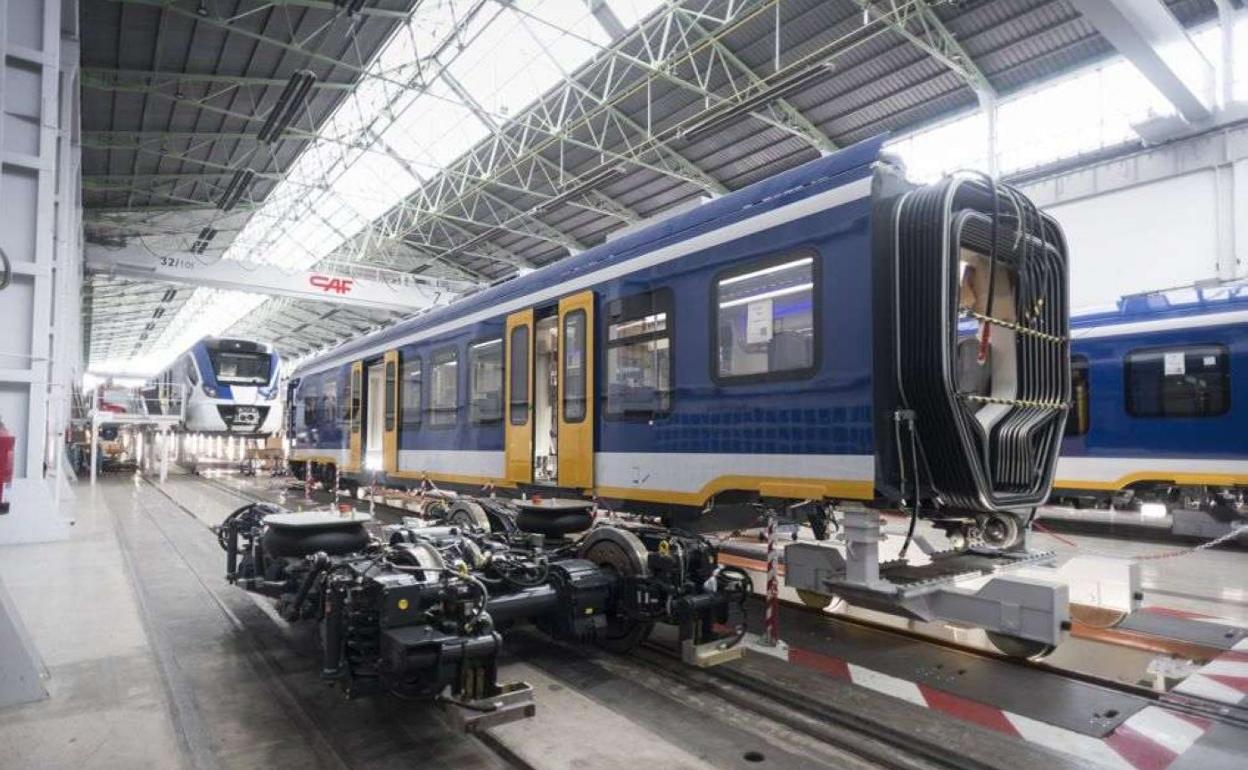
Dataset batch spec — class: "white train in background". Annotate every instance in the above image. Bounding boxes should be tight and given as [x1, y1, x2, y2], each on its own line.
[142, 337, 283, 436]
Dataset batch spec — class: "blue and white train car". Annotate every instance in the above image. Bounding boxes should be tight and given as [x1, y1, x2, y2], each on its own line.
[286, 137, 1070, 546]
[146, 337, 283, 436]
[1053, 283, 1248, 517]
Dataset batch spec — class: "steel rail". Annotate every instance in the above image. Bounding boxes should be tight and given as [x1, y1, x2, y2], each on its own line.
[134, 474, 539, 770]
[172, 470, 1248, 730]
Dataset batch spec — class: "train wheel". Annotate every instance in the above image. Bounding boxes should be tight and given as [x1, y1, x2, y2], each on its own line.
[581, 528, 653, 653]
[976, 512, 1023, 551]
[446, 500, 490, 530]
[1068, 604, 1129, 629]
[986, 631, 1055, 660]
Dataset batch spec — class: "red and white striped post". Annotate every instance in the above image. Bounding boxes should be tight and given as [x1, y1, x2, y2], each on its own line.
[763, 510, 780, 646]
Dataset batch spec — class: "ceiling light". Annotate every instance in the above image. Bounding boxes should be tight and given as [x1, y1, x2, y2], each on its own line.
[257, 70, 317, 143]
[216, 168, 256, 212]
[719, 283, 813, 309]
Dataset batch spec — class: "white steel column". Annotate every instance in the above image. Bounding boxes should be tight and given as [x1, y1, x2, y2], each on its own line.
[159, 430, 169, 484]
[1234, 158, 1248, 278]
[89, 417, 99, 486]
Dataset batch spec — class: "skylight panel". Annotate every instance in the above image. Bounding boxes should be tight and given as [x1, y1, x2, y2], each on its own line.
[598, 0, 664, 29]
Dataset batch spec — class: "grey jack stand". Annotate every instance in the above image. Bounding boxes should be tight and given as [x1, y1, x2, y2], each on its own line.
[784, 505, 1070, 657]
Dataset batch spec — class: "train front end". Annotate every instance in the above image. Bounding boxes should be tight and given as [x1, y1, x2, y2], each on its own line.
[874, 165, 1070, 551]
[187, 338, 283, 436]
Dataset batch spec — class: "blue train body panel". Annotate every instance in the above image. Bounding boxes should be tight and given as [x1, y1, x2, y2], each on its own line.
[1056, 284, 1248, 494]
[290, 138, 884, 491]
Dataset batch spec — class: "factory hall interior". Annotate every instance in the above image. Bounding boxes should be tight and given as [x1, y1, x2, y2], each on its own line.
[6, 2, 1248, 769]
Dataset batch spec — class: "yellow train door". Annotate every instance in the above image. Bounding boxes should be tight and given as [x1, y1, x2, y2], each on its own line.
[346, 360, 363, 472]
[557, 291, 594, 490]
[505, 309, 535, 484]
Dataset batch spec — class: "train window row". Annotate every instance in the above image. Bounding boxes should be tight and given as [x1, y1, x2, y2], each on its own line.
[1064, 344, 1231, 437]
[380, 250, 820, 431]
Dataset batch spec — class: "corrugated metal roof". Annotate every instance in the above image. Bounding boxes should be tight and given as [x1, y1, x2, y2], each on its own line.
[79, 0, 1232, 367]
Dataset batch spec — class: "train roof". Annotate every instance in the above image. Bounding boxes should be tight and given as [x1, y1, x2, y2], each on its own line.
[1069, 280, 1248, 341]
[291, 135, 888, 378]
[1072, 281, 1248, 328]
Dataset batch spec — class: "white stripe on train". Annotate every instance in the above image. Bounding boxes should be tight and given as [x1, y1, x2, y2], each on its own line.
[1055, 456, 1248, 483]
[289, 449, 877, 491]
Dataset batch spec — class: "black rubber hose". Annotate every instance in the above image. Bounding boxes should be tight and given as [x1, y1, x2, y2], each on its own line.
[899, 417, 922, 559]
[0, 246, 10, 291]
[287, 553, 329, 621]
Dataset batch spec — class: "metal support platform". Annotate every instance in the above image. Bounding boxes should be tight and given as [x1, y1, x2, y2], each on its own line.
[784, 506, 1073, 649]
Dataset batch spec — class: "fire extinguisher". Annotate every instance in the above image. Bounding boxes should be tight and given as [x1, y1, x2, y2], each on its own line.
[0, 418, 15, 515]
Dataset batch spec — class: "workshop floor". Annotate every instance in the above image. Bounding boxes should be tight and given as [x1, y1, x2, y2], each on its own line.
[0, 481, 185, 769]
[2, 473, 1244, 770]
[0, 476, 930, 770]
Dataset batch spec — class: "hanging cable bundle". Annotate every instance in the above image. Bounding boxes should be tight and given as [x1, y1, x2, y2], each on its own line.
[890, 172, 1070, 516]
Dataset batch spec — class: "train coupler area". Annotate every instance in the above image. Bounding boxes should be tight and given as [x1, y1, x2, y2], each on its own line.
[438, 680, 537, 734]
[783, 505, 1098, 658]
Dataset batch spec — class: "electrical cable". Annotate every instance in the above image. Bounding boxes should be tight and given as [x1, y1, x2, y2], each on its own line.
[0, 245, 11, 290]
[898, 413, 922, 559]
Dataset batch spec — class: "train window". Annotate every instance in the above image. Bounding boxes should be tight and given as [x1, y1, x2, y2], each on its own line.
[469, 339, 504, 424]
[563, 310, 588, 423]
[210, 349, 273, 385]
[509, 326, 530, 425]
[302, 381, 318, 429]
[350, 367, 362, 431]
[428, 347, 460, 427]
[1067, 355, 1089, 436]
[605, 289, 672, 419]
[384, 359, 397, 432]
[400, 355, 422, 430]
[325, 379, 340, 424]
[1125, 345, 1230, 418]
[714, 253, 817, 382]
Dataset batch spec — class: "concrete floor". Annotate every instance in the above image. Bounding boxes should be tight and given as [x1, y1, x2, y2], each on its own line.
[0, 476, 903, 770]
[0, 482, 186, 769]
[1028, 526, 1248, 624]
[3, 472, 1245, 770]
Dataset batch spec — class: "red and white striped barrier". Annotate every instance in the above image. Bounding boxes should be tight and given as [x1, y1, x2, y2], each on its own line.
[1171, 637, 1248, 706]
[783, 644, 1214, 770]
[764, 512, 780, 646]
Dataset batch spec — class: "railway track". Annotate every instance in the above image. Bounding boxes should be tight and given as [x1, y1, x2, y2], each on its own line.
[160, 471, 1248, 742]
[158, 472, 1075, 770]
[130, 474, 535, 770]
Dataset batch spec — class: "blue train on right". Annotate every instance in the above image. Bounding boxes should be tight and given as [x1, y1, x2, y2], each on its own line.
[1051, 281, 1248, 522]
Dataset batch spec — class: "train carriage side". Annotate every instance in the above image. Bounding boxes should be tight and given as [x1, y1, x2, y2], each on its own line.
[289, 140, 884, 515]
[288, 136, 1071, 542]
[1056, 299, 1248, 513]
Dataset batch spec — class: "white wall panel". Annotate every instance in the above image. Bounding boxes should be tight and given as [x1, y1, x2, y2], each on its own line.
[1044, 170, 1221, 309]
[0, 0, 81, 544]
